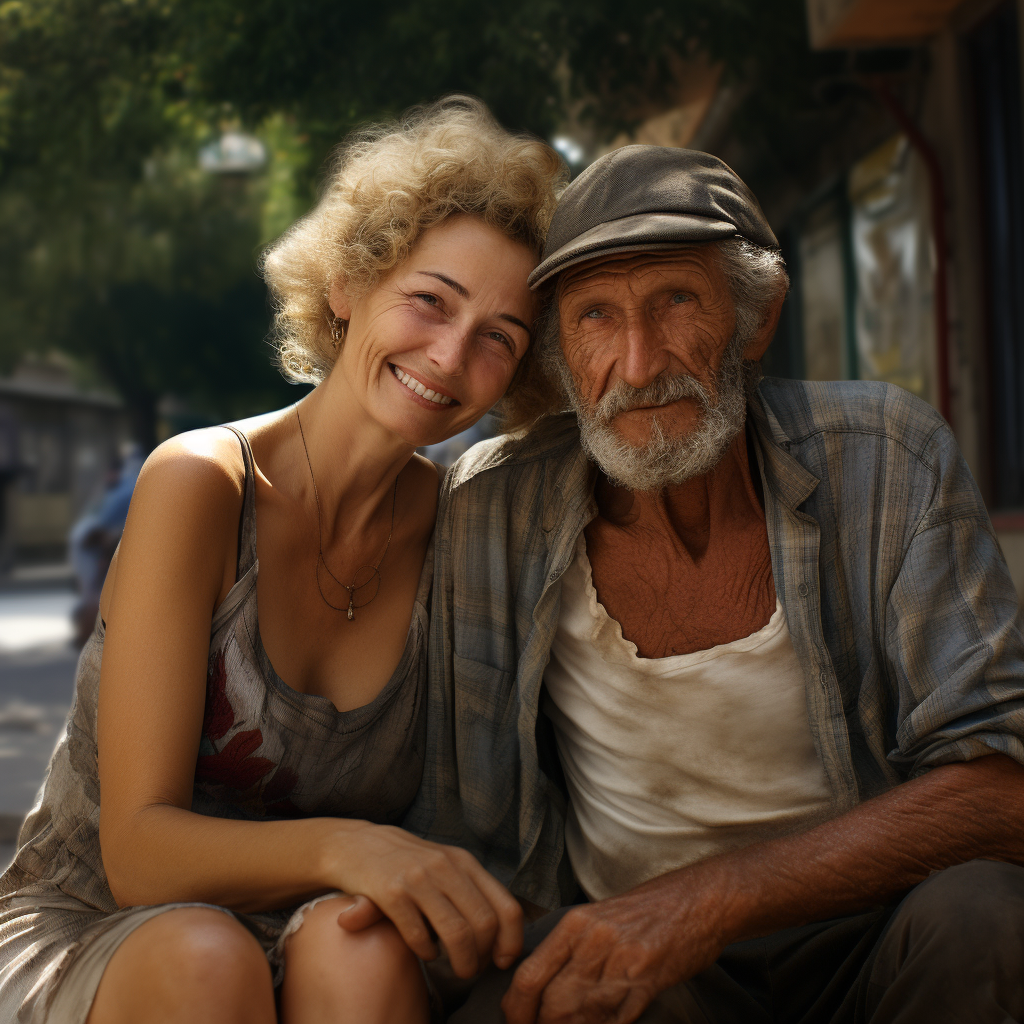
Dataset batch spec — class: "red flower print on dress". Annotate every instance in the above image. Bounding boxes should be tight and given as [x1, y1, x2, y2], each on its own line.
[202, 651, 234, 741]
[196, 729, 277, 790]
[195, 649, 300, 811]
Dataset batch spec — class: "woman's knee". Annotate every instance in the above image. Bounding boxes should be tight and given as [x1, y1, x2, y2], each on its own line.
[135, 908, 268, 984]
[89, 908, 274, 1023]
[285, 896, 420, 979]
[282, 897, 428, 1020]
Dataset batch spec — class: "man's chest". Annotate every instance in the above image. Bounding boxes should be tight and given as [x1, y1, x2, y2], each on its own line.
[583, 518, 777, 658]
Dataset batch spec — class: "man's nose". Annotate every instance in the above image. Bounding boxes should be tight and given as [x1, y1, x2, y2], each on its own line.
[425, 326, 471, 377]
[615, 317, 670, 390]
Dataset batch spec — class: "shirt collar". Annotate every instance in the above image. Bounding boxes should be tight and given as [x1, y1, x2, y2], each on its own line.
[543, 427, 596, 534]
[747, 386, 820, 511]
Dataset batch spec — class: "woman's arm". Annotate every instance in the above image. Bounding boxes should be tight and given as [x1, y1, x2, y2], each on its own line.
[96, 430, 521, 977]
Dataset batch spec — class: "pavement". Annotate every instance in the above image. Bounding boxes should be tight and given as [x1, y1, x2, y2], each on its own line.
[0, 581, 79, 872]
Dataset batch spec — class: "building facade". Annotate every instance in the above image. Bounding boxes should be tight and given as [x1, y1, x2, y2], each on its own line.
[0, 357, 129, 569]
[774, 0, 1024, 592]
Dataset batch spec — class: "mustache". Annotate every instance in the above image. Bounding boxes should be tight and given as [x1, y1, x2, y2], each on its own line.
[592, 374, 713, 424]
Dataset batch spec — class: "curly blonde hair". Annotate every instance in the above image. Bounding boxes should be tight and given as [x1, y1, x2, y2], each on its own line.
[261, 96, 568, 431]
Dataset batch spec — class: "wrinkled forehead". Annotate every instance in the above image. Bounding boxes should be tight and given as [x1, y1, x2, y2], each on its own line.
[555, 245, 723, 300]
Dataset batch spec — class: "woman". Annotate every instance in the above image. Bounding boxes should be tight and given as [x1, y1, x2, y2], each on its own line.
[0, 97, 566, 1024]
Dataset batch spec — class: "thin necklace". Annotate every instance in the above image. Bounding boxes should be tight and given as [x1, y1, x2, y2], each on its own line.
[295, 406, 398, 621]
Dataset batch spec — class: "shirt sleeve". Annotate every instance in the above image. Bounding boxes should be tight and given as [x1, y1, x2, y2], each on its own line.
[885, 423, 1024, 776]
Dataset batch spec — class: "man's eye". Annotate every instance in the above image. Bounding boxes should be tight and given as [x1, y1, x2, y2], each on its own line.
[671, 293, 691, 304]
[584, 309, 605, 319]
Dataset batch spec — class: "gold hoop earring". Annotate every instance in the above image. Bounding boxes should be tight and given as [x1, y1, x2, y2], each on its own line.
[330, 317, 346, 351]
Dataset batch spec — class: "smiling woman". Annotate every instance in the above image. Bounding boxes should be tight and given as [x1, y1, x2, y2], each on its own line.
[0, 97, 566, 1024]
[263, 97, 566, 432]
[323, 215, 538, 451]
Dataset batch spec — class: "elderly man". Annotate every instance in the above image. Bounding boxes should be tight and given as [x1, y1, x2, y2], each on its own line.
[406, 146, 1024, 1023]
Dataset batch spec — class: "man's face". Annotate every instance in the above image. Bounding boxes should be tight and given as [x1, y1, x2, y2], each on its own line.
[553, 247, 752, 490]
[557, 249, 737, 447]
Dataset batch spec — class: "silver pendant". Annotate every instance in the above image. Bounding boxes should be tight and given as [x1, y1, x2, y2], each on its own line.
[347, 598, 354, 621]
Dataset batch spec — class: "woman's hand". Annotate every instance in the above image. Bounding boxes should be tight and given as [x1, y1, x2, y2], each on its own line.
[335, 893, 386, 929]
[324, 822, 523, 978]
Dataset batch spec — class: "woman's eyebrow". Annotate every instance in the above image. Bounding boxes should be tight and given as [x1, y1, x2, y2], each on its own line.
[418, 271, 469, 297]
[500, 313, 530, 334]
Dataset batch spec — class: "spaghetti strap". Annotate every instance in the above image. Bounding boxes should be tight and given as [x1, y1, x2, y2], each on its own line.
[223, 425, 258, 580]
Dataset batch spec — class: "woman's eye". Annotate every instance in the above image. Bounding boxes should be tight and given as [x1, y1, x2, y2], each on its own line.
[487, 331, 514, 351]
[415, 293, 439, 306]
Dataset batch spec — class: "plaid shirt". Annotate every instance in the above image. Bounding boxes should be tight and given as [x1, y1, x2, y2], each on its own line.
[405, 378, 1024, 911]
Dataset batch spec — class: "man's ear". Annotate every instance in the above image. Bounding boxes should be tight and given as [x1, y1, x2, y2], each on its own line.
[328, 277, 353, 321]
[742, 289, 787, 362]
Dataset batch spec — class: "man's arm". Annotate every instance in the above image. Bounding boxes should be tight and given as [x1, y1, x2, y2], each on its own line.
[502, 752, 1024, 1024]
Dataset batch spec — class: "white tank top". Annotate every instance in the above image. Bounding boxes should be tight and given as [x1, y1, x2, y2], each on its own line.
[543, 535, 833, 900]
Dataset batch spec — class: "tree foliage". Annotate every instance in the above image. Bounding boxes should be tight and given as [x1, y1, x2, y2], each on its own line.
[0, 0, 844, 448]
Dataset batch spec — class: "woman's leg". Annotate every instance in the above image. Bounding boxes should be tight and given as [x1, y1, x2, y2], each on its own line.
[280, 896, 430, 1024]
[86, 907, 276, 1024]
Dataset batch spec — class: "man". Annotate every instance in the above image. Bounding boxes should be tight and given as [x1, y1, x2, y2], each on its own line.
[407, 146, 1024, 1023]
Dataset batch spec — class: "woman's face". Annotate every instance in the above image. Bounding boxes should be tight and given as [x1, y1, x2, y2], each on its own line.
[328, 215, 538, 448]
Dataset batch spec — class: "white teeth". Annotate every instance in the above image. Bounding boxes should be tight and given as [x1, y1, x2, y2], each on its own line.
[391, 365, 453, 405]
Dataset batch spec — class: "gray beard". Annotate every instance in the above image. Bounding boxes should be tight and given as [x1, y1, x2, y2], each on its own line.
[556, 336, 750, 492]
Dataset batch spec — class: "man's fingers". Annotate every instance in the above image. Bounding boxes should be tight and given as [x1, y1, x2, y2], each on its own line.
[501, 931, 574, 1024]
[335, 894, 385, 932]
[614, 987, 656, 1024]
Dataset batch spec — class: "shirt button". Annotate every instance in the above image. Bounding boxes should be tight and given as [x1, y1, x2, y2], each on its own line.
[797, 582, 809, 597]
[819, 670, 828, 686]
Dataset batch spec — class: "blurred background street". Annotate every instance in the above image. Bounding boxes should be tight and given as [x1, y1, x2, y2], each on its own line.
[2, 0, 1024, 863]
[0, 574, 77, 870]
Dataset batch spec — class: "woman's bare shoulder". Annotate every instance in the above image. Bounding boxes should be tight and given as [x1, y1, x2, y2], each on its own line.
[102, 428, 249, 619]
[135, 426, 248, 518]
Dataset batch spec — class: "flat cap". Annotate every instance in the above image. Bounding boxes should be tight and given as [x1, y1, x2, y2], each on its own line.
[528, 145, 778, 289]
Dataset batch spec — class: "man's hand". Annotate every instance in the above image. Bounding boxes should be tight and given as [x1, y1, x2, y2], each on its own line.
[503, 756, 1024, 1023]
[501, 881, 725, 1024]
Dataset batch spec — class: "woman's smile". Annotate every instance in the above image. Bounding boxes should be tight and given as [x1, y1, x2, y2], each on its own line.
[388, 363, 457, 407]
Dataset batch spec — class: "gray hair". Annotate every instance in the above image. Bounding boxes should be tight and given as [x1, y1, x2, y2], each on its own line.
[714, 237, 790, 350]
